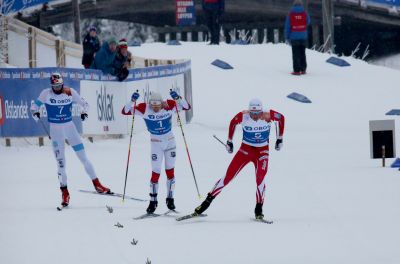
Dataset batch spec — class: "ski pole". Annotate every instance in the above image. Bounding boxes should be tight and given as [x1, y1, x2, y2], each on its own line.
[171, 90, 201, 199]
[213, 134, 227, 148]
[122, 90, 138, 202]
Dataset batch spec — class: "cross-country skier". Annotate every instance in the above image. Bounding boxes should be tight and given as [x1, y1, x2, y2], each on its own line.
[121, 90, 191, 214]
[193, 99, 284, 220]
[31, 73, 111, 208]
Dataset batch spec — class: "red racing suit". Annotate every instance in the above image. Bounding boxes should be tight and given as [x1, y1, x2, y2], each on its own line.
[209, 109, 285, 204]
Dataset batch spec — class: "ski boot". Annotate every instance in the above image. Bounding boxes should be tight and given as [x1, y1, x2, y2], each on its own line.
[92, 178, 111, 194]
[146, 201, 158, 214]
[166, 198, 176, 210]
[194, 194, 215, 215]
[60, 186, 70, 207]
[255, 203, 264, 220]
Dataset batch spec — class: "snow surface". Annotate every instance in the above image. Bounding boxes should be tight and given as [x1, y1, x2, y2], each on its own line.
[1, 42, 400, 264]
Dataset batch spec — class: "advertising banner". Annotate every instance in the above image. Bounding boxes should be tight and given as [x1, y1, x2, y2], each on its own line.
[176, 0, 196, 26]
[0, 68, 83, 137]
[0, 61, 192, 137]
[1, 0, 55, 15]
[80, 80, 128, 135]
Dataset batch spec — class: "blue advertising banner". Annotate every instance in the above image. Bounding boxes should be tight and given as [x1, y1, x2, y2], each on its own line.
[367, 0, 400, 6]
[176, 0, 196, 26]
[0, 68, 84, 137]
[1, 0, 54, 15]
[0, 61, 191, 138]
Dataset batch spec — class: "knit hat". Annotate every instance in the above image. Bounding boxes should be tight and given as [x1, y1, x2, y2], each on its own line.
[89, 26, 97, 32]
[149, 92, 162, 106]
[118, 38, 128, 49]
[108, 37, 117, 45]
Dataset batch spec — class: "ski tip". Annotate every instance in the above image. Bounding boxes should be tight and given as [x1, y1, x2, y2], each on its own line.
[57, 205, 67, 211]
[254, 218, 273, 224]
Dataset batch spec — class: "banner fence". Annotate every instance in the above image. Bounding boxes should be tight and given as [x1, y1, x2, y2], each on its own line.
[0, 60, 192, 138]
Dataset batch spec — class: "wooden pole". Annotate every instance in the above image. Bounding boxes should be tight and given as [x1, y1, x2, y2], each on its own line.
[39, 137, 44, 146]
[28, 27, 36, 68]
[322, 0, 334, 53]
[72, 0, 81, 44]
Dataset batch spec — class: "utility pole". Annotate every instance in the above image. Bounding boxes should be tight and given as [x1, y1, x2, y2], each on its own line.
[72, 0, 81, 44]
[322, 0, 334, 53]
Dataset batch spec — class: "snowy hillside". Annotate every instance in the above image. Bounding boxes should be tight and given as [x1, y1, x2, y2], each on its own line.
[1, 42, 400, 264]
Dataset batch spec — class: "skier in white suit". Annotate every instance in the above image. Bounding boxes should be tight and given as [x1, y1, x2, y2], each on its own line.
[31, 73, 111, 208]
[122, 90, 191, 214]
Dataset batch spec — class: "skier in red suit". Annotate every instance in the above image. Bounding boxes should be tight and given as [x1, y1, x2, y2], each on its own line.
[193, 99, 285, 220]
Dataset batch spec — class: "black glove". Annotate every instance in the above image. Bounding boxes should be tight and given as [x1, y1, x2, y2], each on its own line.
[117, 67, 129, 82]
[33, 112, 40, 120]
[275, 138, 283, 151]
[81, 113, 88, 121]
[226, 140, 233, 153]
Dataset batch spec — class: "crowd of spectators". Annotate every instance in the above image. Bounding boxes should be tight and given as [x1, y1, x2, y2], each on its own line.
[82, 27, 132, 81]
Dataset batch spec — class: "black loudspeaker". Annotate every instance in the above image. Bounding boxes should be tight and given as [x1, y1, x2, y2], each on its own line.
[372, 130, 394, 159]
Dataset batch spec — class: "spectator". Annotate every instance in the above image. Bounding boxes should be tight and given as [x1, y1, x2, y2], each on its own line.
[202, 0, 225, 45]
[112, 38, 132, 81]
[82, 26, 100, 69]
[284, 0, 310, 75]
[90, 37, 117, 75]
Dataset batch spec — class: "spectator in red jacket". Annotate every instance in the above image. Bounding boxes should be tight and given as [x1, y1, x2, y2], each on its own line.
[284, 0, 311, 75]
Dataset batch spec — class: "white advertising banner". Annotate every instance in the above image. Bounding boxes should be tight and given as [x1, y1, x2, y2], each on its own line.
[80, 80, 128, 135]
[80, 73, 186, 135]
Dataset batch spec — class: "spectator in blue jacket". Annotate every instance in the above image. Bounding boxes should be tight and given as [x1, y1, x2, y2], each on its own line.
[90, 37, 117, 75]
[285, 0, 310, 75]
[202, 0, 225, 45]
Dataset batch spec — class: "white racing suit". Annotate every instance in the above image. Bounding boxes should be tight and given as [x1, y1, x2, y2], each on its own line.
[122, 98, 190, 201]
[31, 87, 97, 187]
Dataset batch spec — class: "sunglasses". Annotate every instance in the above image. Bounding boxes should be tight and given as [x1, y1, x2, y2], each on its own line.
[150, 101, 162, 106]
[52, 83, 63, 90]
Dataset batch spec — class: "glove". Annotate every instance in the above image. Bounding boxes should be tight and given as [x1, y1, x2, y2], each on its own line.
[32, 112, 40, 121]
[275, 138, 283, 151]
[226, 140, 233, 153]
[170, 90, 180, 100]
[131, 91, 140, 102]
[81, 113, 88, 121]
